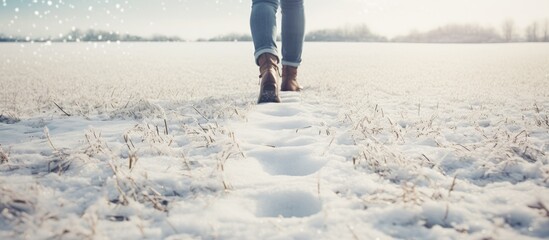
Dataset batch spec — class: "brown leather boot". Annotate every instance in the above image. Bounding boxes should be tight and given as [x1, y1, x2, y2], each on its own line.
[281, 65, 303, 91]
[257, 53, 281, 103]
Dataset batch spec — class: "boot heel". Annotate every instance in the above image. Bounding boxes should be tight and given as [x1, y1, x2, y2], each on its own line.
[258, 90, 281, 103]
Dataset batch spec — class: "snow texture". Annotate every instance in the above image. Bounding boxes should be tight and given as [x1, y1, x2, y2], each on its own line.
[1, 42, 549, 239]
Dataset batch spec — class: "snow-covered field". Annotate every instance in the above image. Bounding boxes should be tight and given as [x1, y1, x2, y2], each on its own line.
[1, 42, 548, 239]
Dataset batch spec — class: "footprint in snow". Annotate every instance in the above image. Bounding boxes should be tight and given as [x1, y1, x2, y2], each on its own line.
[246, 147, 327, 176]
[227, 92, 329, 219]
[255, 190, 321, 218]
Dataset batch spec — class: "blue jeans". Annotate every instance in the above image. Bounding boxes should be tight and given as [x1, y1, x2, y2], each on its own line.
[250, 0, 305, 67]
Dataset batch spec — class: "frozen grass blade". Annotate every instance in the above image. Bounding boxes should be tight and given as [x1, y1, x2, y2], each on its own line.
[53, 101, 71, 117]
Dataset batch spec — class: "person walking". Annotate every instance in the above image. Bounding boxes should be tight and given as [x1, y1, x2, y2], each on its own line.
[251, 0, 304, 104]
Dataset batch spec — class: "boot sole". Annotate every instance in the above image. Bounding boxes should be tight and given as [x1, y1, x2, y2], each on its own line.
[281, 88, 302, 92]
[281, 84, 303, 92]
[257, 90, 281, 104]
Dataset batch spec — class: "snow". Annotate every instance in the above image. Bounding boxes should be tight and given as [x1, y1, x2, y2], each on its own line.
[1, 42, 549, 239]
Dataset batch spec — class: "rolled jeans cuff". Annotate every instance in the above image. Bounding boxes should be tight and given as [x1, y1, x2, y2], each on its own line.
[254, 48, 279, 66]
[281, 60, 300, 67]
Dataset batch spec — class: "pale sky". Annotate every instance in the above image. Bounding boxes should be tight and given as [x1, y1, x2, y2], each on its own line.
[0, 0, 548, 40]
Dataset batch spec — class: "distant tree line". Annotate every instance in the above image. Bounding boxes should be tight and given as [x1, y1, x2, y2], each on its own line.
[394, 19, 549, 43]
[0, 33, 18, 42]
[395, 19, 549, 43]
[305, 24, 387, 42]
[201, 33, 252, 42]
[0, 29, 182, 42]
[201, 24, 386, 43]
[1, 19, 548, 43]
[524, 19, 549, 42]
[0, 36, 9, 42]
[206, 20, 549, 43]
[392, 24, 502, 43]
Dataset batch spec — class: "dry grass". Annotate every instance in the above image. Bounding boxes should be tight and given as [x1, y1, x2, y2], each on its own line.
[0, 145, 10, 164]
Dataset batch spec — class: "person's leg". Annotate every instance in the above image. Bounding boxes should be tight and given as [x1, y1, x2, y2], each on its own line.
[280, 0, 304, 67]
[251, 0, 280, 65]
[251, 0, 281, 103]
[280, 0, 304, 91]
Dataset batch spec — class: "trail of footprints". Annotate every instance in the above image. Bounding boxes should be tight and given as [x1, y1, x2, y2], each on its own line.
[227, 92, 335, 218]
